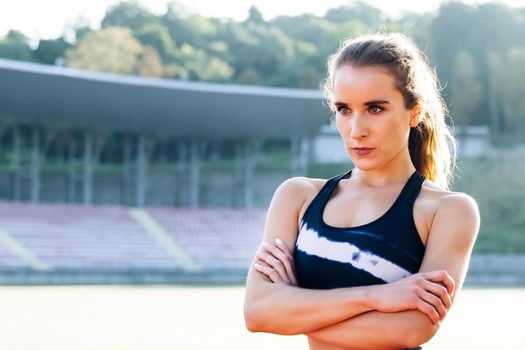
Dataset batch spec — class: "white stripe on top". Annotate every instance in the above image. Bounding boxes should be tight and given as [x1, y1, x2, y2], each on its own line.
[296, 223, 412, 283]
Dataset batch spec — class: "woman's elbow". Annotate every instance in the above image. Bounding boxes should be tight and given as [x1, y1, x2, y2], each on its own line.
[244, 297, 276, 333]
[403, 320, 440, 348]
[244, 303, 263, 332]
[244, 301, 297, 335]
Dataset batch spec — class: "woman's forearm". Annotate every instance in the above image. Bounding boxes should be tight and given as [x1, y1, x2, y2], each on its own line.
[244, 277, 376, 335]
[305, 309, 438, 349]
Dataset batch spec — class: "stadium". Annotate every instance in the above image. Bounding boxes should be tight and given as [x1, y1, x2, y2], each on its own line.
[0, 57, 522, 287]
[0, 57, 331, 284]
[0, 54, 524, 350]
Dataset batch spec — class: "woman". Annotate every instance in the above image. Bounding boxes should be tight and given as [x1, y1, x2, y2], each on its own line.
[243, 32, 479, 350]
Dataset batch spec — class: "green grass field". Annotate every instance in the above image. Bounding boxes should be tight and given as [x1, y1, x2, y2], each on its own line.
[0, 285, 522, 349]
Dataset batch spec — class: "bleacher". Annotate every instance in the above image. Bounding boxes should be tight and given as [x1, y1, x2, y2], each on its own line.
[0, 202, 266, 284]
[149, 208, 265, 269]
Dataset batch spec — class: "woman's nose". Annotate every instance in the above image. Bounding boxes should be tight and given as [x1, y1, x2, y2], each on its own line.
[350, 114, 368, 139]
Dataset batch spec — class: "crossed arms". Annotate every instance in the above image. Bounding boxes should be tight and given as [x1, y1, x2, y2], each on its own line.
[243, 177, 480, 349]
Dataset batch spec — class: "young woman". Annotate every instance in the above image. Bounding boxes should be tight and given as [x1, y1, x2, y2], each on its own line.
[243, 32, 480, 350]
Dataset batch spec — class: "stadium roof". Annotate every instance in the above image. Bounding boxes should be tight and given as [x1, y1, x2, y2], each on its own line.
[0, 59, 331, 138]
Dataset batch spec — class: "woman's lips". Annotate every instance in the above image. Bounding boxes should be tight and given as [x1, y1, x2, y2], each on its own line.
[352, 147, 375, 156]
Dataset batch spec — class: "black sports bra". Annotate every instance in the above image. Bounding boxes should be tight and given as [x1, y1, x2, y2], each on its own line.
[294, 168, 426, 290]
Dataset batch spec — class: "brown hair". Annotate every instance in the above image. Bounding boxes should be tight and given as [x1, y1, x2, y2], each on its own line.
[322, 32, 457, 190]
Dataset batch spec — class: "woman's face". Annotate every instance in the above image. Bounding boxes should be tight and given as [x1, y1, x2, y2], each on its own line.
[333, 64, 419, 171]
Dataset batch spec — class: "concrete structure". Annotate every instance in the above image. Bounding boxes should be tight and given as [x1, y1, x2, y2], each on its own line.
[0, 59, 331, 207]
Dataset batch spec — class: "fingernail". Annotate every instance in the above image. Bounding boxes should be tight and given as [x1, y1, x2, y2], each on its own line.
[275, 238, 282, 245]
[254, 263, 260, 268]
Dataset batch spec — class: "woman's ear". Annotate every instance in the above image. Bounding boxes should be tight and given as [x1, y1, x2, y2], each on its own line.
[410, 104, 422, 127]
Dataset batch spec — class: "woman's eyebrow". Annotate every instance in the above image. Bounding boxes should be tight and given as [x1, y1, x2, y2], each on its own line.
[364, 100, 390, 105]
[334, 100, 391, 106]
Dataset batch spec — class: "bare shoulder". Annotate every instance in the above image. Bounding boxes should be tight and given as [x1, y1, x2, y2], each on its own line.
[274, 176, 326, 205]
[275, 175, 322, 195]
[421, 179, 479, 218]
[420, 179, 480, 244]
[271, 176, 328, 229]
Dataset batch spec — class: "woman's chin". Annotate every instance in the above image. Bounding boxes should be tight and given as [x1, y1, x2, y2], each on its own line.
[349, 159, 375, 170]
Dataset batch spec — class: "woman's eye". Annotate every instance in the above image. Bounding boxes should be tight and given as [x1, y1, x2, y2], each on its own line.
[369, 105, 383, 114]
[336, 106, 351, 114]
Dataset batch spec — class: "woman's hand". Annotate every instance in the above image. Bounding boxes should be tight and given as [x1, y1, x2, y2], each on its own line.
[252, 239, 454, 325]
[253, 239, 297, 286]
[369, 270, 455, 325]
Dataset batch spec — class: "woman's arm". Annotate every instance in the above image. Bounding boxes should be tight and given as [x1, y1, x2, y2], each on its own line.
[244, 177, 377, 334]
[305, 193, 480, 349]
[244, 178, 455, 336]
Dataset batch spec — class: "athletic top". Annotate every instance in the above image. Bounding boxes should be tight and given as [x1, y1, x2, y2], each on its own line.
[293, 167, 427, 290]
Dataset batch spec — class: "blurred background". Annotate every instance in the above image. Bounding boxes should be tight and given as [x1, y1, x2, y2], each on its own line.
[0, 0, 524, 349]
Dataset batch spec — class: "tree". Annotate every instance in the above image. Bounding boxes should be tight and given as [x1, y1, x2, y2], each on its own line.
[488, 48, 525, 140]
[218, 20, 294, 85]
[137, 46, 165, 77]
[0, 30, 33, 61]
[449, 50, 481, 125]
[34, 37, 71, 65]
[65, 27, 144, 75]
[135, 22, 177, 62]
[174, 43, 233, 82]
[236, 67, 263, 85]
[429, 2, 476, 107]
[101, 0, 158, 31]
[247, 6, 264, 24]
[325, 1, 384, 30]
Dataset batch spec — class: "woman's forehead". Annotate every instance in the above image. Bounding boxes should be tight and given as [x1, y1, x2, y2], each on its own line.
[333, 65, 399, 102]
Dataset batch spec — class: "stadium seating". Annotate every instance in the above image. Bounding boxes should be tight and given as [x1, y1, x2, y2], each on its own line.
[0, 202, 177, 269]
[0, 202, 266, 278]
[148, 208, 264, 269]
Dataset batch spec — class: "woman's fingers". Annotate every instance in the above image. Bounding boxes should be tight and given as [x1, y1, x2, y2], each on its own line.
[415, 286, 447, 321]
[256, 251, 290, 284]
[411, 271, 455, 324]
[274, 238, 294, 261]
[414, 296, 440, 325]
[424, 270, 455, 296]
[424, 280, 452, 310]
[254, 262, 283, 283]
[262, 242, 297, 285]
[274, 239, 297, 276]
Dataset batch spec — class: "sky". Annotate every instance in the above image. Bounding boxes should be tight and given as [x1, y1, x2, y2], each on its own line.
[1, 0, 524, 42]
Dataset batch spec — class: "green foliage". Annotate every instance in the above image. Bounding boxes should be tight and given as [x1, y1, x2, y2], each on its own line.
[101, 0, 158, 31]
[174, 43, 233, 81]
[65, 26, 144, 75]
[473, 224, 524, 253]
[0, 30, 33, 61]
[33, 38, 71, 65]
[217, 20, 295, 85]
[325, 1, 384, 30]
[449, 51, 481, 125]
[134, 22, 177, 62]
[488, 48, 525, 137]
[137, 46, 164, 77]
[247, 5, 265, 24]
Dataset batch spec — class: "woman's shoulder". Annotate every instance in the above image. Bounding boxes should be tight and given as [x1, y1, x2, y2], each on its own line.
[275, 176, 328, 205]
[420, 179, 480, 236]
[275, 176, 331, 226]
[421, 178, 478, 209]
[278, 175, 329, 193]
